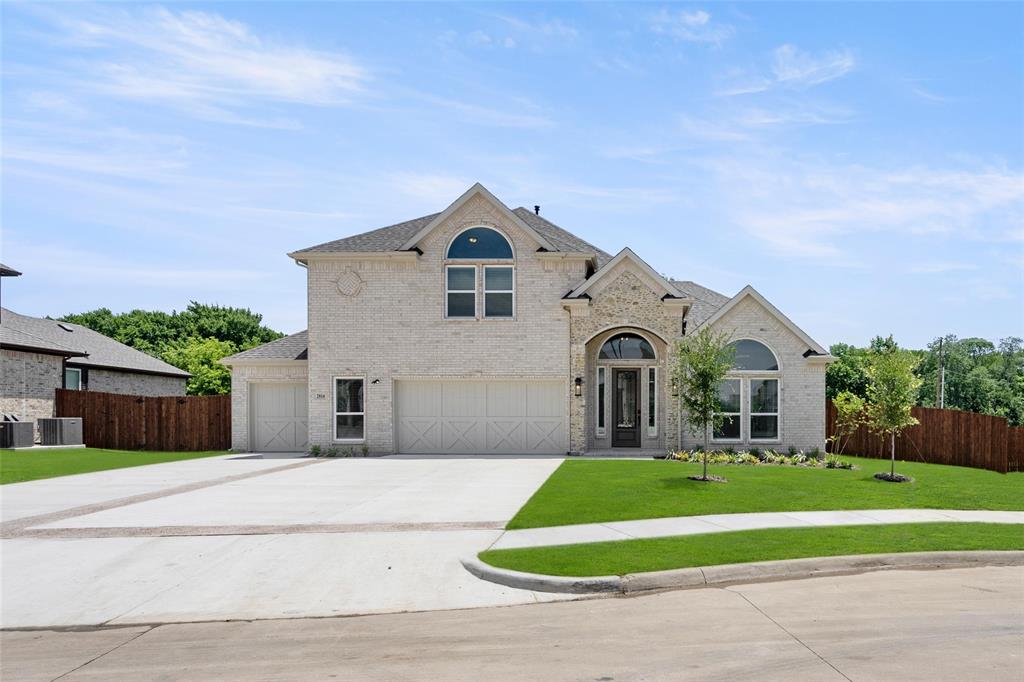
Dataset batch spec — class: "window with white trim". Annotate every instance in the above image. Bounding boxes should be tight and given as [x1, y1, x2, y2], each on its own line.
[596, 367, 606, 437]
[334, 378, 365, 441]
[64, 367, 82, 390]
[749, 378, 779, 440]
[647, 367, 657, 437]
[484, 266, 514, 318]
[712, 379, 741, 440]
[446, 266, 476, 318]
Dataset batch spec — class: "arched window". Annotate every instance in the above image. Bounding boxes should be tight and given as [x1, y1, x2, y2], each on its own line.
[599, 333, 656, 360]
[447, 227, 513, 259]
[728, 340, 779, 371]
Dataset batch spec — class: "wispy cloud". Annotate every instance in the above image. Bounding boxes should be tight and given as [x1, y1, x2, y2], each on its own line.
[650, 9, 734, 46]
[909, 262, 979, 274]
[415, 92, 553, 129]
[911, 86, 953, 103]
[27, 5, 368, 123]
[717, 44, 856, 96]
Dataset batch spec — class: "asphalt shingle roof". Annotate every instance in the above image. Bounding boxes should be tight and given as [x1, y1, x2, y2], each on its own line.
[222, 330, 308, 362]
[0, 263, 22, 277]
[670, 280, 731, 328]
[0, 308, 190, 377]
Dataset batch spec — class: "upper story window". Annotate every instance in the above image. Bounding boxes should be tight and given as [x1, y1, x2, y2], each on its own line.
[447, 227, 513, 260]
[599, 333, 656, 360]
[445, 227, 515, 319]
[728, 339, 779, 371]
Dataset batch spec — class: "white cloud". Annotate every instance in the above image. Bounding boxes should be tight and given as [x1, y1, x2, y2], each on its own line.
[911, 86, 953, 103]
[416, 93, 553, 129]
[717, 44, 856, 96]
[30, 5, 368, 122]
[650, 9, 734, 46]
[909, 262, 979, 274]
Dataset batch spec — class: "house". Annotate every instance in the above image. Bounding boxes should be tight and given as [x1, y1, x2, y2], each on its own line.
[222, 184, 834, 455]
[0, 266, 189, 427]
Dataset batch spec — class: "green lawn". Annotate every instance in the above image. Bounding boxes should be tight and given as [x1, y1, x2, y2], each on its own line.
[481, 522, 1024, 577]
[508, 457, 1024, 529]
[0, 448, 230, 484]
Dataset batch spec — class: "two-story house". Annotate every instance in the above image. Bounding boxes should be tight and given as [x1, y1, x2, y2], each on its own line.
[222, 183, 834, 455]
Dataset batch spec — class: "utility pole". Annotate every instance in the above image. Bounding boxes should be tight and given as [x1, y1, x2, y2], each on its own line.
[936, 338, 945, 409]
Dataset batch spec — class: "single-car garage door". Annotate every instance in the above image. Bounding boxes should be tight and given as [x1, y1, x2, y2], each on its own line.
[396, 379, 566, 455]
[250, 383, 309, 452]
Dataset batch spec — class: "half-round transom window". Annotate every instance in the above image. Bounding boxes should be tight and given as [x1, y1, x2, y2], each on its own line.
[599, 333, 656, 360]
[729, 339, 779, 371]
[447, 227, 513, 259]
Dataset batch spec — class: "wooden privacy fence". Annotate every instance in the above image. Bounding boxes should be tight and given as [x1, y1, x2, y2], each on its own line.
[826, 401, 1023, 474]
[55, 389, 231, 451]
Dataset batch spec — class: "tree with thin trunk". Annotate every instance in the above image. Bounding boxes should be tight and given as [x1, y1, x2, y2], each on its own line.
[830, 390, 866, 455]
[672, 328, 735, 481]
[865, 344, 922, 479]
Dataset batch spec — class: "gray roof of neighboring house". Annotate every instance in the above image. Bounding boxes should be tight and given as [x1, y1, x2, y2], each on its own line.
[0, 308, 190, 377]
[0, 263, 22, 277]
[222, 330, 308, 362]
[291, 208, 614, 266]
[670, 280, 731, 328]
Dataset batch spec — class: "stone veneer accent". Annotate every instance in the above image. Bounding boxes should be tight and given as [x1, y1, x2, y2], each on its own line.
[82, 368, 186, 397]
[0, 349, 62, 425]
[229, 363, 309, 451]
[568, 268, 684, 454]
[306, 194, 586, 453]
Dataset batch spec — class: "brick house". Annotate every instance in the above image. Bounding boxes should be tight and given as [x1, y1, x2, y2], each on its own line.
[222, 184, 835, 455]
[0, 269, 189, 429]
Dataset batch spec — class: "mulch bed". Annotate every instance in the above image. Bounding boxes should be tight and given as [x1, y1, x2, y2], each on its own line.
[874, 472, 914, 483]
[687, 474, 728, 483]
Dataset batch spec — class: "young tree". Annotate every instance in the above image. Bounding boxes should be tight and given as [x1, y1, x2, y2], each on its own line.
[672, 327, 735, 481]
[865, 344, 922, 479]
[830, 390, 866, 455]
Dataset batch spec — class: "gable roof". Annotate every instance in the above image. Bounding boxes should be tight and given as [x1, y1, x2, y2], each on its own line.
[691, 285, 830, 356]
[0, 308, 190, 377]
[221, 330, 308, 363]
[289, 183, 611, 263]
[566, 248, 686, 300]
[0, 263, 22, 277]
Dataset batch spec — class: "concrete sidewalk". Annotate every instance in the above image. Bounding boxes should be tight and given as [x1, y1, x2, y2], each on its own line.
[491, 508, 1024, 550]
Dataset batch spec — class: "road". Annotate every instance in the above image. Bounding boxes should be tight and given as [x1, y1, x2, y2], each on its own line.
[4, 565, 1022, 681]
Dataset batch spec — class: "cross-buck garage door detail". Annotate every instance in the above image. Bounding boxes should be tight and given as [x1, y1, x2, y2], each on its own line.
[250, 383, 309, 452]
[396, 380, 566, 454]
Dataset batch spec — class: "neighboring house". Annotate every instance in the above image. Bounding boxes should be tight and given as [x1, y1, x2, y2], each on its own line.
[0, 304, 190, 426]
[223, 183, 834, 455]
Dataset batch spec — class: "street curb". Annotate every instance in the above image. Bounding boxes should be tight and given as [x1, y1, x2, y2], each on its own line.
[462, 551, 1024, 595]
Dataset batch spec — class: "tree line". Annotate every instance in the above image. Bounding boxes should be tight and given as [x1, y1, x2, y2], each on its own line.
[60, 303, 284, 396]
[827, 335, 1024, 426]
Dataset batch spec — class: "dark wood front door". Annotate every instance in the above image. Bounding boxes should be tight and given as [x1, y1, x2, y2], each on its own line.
[612, 369, 641, 447]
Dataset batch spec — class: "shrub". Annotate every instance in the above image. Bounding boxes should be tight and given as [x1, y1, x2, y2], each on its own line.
[723, 446, 736, 456]
[825, 454, 854, 469]
[748, 447, 761, 459]
[325, 446, 340, 458]
[809, 447, 823, 461]
[360, 444, 370, 457]
[308, 444, 322, 458]
[788, 446, 799, 457]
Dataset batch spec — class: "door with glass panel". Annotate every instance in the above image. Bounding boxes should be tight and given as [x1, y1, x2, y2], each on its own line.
[612, 369, 641, 447]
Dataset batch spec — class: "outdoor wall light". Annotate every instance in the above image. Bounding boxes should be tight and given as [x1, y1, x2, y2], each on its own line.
[574, 377, 583, 397]
[671, 377, 679, 397]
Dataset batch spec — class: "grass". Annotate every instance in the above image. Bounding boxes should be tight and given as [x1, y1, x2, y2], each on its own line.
[507, 456, 1024, 529]
[0, 448, 230, 484]
[480, 522, 1024, 577]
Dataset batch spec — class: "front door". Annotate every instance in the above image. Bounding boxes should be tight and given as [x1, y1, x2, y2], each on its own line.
[612, 369, 641, 447]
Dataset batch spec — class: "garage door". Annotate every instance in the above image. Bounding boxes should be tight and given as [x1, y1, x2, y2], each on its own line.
[250, 383, 309, 452]
[396, 380, 566, 454]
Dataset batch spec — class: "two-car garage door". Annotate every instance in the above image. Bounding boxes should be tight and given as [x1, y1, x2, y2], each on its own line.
[396, 380, 566, 455]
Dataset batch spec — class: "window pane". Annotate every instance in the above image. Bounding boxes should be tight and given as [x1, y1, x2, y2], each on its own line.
[447, 267, 475, 291]
[597, 368, 605, 429]
[447, 292, 475, 317]
[336, 414, 365, 440]
[751, 415, 778, 439]
[714, 416, 740, 439]
[750, 379, 778, 413]
[730, 340, 779, 371]
[335, 379, 364, 413]
[447, 227, 513, 259]
[717, 379, 741, 413]
[648, 368, 656, 428]
[599, 333, 656, 360]
[485, 266, 513, 291]
[65, 369, 80, 390]
[485, 292, 513, 318]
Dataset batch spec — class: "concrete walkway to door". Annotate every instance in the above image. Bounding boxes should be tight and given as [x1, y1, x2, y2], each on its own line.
[1, 455, 568, 628]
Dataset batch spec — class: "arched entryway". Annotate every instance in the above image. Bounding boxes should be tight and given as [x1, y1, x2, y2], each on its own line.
[585, 327, 667, 451]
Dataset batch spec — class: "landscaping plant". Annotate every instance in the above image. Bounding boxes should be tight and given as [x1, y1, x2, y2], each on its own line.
[830, 390, 866, 455]
[671, 328, 735, 482]
[865, 342, 923, 481]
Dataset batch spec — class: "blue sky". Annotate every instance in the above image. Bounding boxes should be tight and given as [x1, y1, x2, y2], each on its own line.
[2, 2, 1021, 348]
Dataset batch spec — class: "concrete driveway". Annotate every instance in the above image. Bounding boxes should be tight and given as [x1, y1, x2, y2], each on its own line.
[1, 454, 566, 628]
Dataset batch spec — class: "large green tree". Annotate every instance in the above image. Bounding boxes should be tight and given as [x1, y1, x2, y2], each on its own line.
[60, 303, 283, 395]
